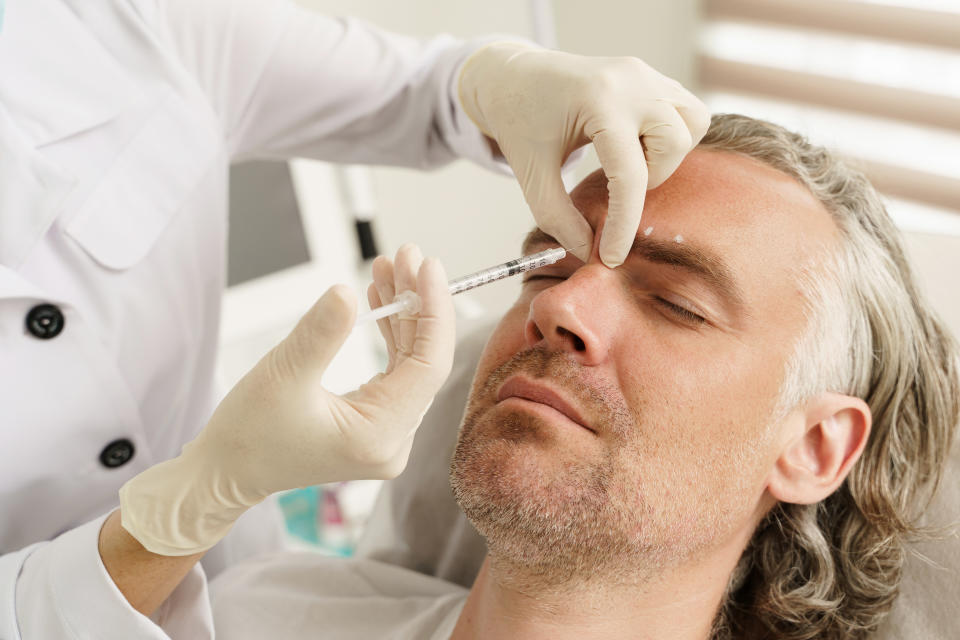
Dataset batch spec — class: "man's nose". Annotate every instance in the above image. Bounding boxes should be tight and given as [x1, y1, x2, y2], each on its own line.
[523, 266, 618, 366]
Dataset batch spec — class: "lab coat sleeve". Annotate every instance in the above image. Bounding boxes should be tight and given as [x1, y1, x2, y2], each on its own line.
[152, 0, 507, 172]
[0, 514, 213, 640]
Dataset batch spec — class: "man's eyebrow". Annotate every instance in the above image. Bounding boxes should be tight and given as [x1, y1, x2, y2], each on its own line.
[630, 235, 745, 308]
[521, 229, 561, 255]
[521, 227, 743, 307]
[522, 227, 744, 308]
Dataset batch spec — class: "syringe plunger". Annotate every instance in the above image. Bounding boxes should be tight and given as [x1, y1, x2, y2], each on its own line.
[355, 290, 422, 325]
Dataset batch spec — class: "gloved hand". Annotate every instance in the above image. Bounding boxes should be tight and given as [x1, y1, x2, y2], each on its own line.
[119, 245, 455, 556]
[458, 42, 710, 267]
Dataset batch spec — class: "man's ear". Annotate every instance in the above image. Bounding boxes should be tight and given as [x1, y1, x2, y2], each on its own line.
[767, 392, 872, 505]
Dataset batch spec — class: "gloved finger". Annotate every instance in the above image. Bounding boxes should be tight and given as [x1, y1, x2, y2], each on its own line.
[372, 255, 400, 358]
[378, 434, 418, 480]
[671, 90, 711, 148]
[394, 244, 423, 357]
[518, 157, 593, 262]
[371, 256, 398, 370]
[591, 122, 648, 267]
[640, 103, 694, 188]
[289, 284, 357, 375]
[367, 283, 397, 372]
[377, 257, 455, 416]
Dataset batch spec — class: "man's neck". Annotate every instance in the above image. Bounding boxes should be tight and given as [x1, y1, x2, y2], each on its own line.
[449, 533, 751, 640]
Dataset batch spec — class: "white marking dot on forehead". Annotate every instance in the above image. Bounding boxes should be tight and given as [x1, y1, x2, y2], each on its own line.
[644, 226, 654, 236]
[674, 234, 684, 243]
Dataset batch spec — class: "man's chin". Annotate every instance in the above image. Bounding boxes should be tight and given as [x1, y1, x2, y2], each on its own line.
[450, 412, 640, 579]
[451, 417, 558, 499]
[451, 407, 611, 528]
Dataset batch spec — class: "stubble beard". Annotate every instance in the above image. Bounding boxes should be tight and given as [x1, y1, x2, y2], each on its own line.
[449, 347, 670, 591]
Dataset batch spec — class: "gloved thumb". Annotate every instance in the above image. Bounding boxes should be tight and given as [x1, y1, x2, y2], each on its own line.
[283, 284, 357, 376]
[519, 158, 593, 262]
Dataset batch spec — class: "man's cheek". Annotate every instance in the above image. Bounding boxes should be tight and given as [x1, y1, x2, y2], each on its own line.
[468, 304, 530, 401]
[481, 305, 530, 364]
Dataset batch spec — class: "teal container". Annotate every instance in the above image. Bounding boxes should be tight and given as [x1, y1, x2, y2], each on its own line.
[278, 485, 355, 556]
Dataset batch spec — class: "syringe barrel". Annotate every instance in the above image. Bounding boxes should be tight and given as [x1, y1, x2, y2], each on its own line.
[448, 263, 512, 295]
[447, 247, 566, 295]
[354, 247, 566, 326]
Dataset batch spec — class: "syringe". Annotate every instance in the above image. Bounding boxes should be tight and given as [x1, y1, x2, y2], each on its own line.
[355, 246, 572, 325]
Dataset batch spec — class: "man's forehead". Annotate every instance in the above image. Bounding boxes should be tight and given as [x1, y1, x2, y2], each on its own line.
[569, 152, 838, 277]
[521, 150, 840, 328]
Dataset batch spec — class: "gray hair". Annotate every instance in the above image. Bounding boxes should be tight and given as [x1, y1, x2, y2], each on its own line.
[699, 114, 960, 639]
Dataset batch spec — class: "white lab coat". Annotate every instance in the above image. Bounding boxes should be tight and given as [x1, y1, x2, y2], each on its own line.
[0, 0, 500, 637]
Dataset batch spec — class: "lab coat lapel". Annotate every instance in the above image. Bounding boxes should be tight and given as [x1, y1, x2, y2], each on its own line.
[0, 262, 68, 305]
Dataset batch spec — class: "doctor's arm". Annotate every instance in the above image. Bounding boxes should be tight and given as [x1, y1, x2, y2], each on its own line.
[99, 246, 455, 616]
[157, 0, 500, 171]
[97, 511, 204, 617]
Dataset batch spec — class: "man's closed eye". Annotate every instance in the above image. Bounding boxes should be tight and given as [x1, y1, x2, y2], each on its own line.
[654, 296, 707, 325]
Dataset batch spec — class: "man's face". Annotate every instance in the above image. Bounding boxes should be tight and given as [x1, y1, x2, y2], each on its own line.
[450, 149, 840, 579]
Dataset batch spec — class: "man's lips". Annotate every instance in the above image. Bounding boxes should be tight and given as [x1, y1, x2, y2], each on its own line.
[496, 376, 595, 433]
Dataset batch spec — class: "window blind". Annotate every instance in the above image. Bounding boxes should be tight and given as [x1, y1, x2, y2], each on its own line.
[699, 0, 960, 217]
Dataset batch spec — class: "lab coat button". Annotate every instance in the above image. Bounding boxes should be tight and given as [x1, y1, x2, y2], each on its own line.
[25, 304, 65, 339]
[100, 439, 135, 468]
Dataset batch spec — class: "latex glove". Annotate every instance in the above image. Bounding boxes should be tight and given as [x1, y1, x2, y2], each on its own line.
[119, 245, 455, 555]
[459, 42, 710, 267]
